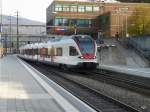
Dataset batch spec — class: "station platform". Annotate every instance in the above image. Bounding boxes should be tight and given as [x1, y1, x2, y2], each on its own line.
[0, 55, 96, 112]
[99, 64, 150, 78]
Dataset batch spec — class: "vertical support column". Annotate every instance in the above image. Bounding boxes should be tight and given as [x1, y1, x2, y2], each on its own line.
[9, 15, 12, 53]
[0, 0, 3, 56]
[108, 47, 112, 62]
[16, 11, 19, 54]
[126, 14, 128, 37]
[74, 24, 77, 35]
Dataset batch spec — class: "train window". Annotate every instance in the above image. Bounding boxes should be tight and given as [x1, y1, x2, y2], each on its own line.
[27, 49, 28, 55]
[40, 49, 42, 56]
[69, 46, 78, 56]
[74, 35, 95, 54]
[28, 49, 30, 55]
[27, 49, 29, 55]
[40, 48, 48, 57]
[30, 49, 33, 55]
[38, 49, 40, 55]
[56, 48, 62, 56]
[48, 48, 51, 56]
[35, 49, 38, 55]
[26, 49, 28, 55]
[45, 48, 48, 57]
[32, 49, 34, 55]
[51, 47, 55, 56]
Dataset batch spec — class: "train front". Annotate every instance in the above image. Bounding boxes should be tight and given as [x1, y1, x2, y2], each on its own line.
[73, 35, 98, 69]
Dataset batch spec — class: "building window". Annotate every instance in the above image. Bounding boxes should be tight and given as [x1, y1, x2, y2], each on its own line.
[54, 18, 62, 26]
[77, 19, 90, 27]
[63, 5, 70, 12]
[100, 6, 105, 12]
[70, 5, 77, 12]
[69, 46, 78, 56]
[78, 6, 85, 12]
[55, 4, 62, 11]
[47, 19, 53, 26]
[70, 19, 77, 26]
[63, 18, 69, 26]
[56, 48, 62, 56]
[85, 6, 92, 12]
[89, 20, 92, 27]
[93, 6, 99, 12]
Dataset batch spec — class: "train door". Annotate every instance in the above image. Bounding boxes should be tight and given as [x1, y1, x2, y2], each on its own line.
[62, 45, 69, 64]
[32, 48, 34, 60]
[40, 48, 47, 61]
[51, 46, 55, 62]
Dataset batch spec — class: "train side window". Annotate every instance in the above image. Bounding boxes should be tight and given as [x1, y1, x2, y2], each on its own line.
[45, 48, 48, 57]
[40, 48, 48, 57]
[51, 47, 55, 56]
[40, 48, 42, 57]
[28, 49, 30, 55]
[27, 49, 29, 55]
[38, 49, 40, 55]
[35, 49, 38, 55]
[69, 46, 78, 56]
[56, 47, 62, 56]
[32, 49, 35, 56]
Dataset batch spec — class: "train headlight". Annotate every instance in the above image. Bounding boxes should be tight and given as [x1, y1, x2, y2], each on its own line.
[78, 56, 84, 59]
[93, 56, 96, 59]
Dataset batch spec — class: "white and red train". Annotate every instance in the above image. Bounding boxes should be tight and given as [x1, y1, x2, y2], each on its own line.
[19, 35, 98, 69]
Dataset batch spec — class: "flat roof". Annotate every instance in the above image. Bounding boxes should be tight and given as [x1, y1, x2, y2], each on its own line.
[52, 0, 150, 5]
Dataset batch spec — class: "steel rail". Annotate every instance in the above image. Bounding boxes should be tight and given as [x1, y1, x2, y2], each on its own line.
[26, 61, 140, 112]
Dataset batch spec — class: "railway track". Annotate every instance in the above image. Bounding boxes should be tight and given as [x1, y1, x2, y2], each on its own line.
[83, 69, 150, 96]
[26, 61, 140, 112]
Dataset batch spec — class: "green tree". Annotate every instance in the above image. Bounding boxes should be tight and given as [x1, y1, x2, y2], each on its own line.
[128, 5, 150, 36]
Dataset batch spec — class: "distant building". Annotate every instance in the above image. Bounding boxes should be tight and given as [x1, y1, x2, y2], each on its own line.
[46, 0, 150, 38]
[118, 0, 150, 3]
[91, 0, 119, 3]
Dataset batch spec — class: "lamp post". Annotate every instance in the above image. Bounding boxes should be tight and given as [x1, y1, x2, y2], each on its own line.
[17, 11, 19, 53]
[40, 26, 42, 42]
[0, 0, 3, 51]
[8, 15, 12, 53]
[0, 0, 2, 33]
[125, 14, 129, 38]
[4, 32, 7, 55]
[74, 24, 77, 35]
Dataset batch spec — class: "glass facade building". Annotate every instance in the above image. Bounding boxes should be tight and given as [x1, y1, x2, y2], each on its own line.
[53, 18, 91, 27]
[46, 1, 104, 37]
[54, 4, 101, 13]
[47, 0, 150, 38]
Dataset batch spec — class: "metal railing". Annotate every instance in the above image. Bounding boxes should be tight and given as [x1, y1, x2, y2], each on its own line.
[123, 35, 150, 64]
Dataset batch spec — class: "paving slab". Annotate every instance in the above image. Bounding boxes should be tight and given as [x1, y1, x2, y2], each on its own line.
[0, 55, 64, 112]
[0, 55, 97, 112]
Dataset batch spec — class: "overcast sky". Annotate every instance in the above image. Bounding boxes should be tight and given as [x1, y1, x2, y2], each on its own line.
[2, 0, 53, 23]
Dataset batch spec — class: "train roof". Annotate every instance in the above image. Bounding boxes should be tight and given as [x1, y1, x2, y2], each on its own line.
[20, 35, 93, 49]
[47, 35, 91, 42]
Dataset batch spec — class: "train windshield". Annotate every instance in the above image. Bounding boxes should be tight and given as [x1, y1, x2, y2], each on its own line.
[74, 35, 95, 55]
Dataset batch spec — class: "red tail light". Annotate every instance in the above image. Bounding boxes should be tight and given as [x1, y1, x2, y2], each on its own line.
[78, 54, 96, 59]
